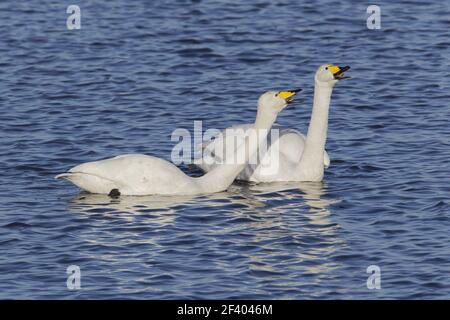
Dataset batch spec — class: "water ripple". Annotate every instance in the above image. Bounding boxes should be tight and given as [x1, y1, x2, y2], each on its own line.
[0, 0, 449, 299]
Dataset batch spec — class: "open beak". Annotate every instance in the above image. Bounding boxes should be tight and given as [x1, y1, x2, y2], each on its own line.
[329, 65, 351, 80]
[277, 88, 302, 104]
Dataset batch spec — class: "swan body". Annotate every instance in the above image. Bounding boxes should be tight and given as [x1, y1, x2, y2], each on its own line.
[198, 124, 330, 183]
[56, 89, 300, 196]
[197, 64, 350, 183]
[56, 154, 205, 195]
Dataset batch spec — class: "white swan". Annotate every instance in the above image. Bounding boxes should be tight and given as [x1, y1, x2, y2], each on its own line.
[55, 89, 300, 196]
[197, 64, 350, 182]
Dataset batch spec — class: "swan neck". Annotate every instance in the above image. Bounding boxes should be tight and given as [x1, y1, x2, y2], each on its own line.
[254, 109, 277, 130]
[197, 109, 276, 192]
[297, 82, 333, 180]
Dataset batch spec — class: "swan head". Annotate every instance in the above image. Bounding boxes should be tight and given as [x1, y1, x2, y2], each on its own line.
[257, 89, 302, 114]
[315, 64, 351, 87]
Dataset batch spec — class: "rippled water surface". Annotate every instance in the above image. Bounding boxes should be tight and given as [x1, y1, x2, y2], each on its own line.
[1, 0, 449, 299]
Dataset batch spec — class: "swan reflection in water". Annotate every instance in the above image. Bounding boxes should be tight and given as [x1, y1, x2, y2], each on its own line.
[67, 181, 343, 286]
[68, 181, 339, 223]
[232, 181, 344, 279]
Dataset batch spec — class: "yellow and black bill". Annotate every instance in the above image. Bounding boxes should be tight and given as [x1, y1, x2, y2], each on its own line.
[277, 88, 302, 103]
[328, 65, 351, 80]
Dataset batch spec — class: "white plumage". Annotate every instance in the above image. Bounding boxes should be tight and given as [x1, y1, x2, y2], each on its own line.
[196, 64, 349, 182]
[56, 90, 299, 195]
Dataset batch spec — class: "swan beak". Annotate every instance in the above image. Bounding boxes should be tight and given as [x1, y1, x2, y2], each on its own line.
[329, 65, 351, 80]
[278, 88, 302, 104]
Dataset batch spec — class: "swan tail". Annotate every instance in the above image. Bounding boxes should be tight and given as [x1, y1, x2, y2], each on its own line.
[54, 172, 119, 194]
[324, 151, 330, 168]
[55, 173, 73, 180]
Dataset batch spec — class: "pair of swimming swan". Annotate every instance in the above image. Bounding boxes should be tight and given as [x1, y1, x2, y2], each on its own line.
[199, 64, 350, 183]
[56, 64, 350, 196]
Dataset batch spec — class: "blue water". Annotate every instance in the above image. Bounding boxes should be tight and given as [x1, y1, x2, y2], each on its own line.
[0, 0, 449, 299]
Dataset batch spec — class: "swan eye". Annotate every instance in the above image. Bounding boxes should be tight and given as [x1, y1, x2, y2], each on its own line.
[325, 67, 328, 70]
